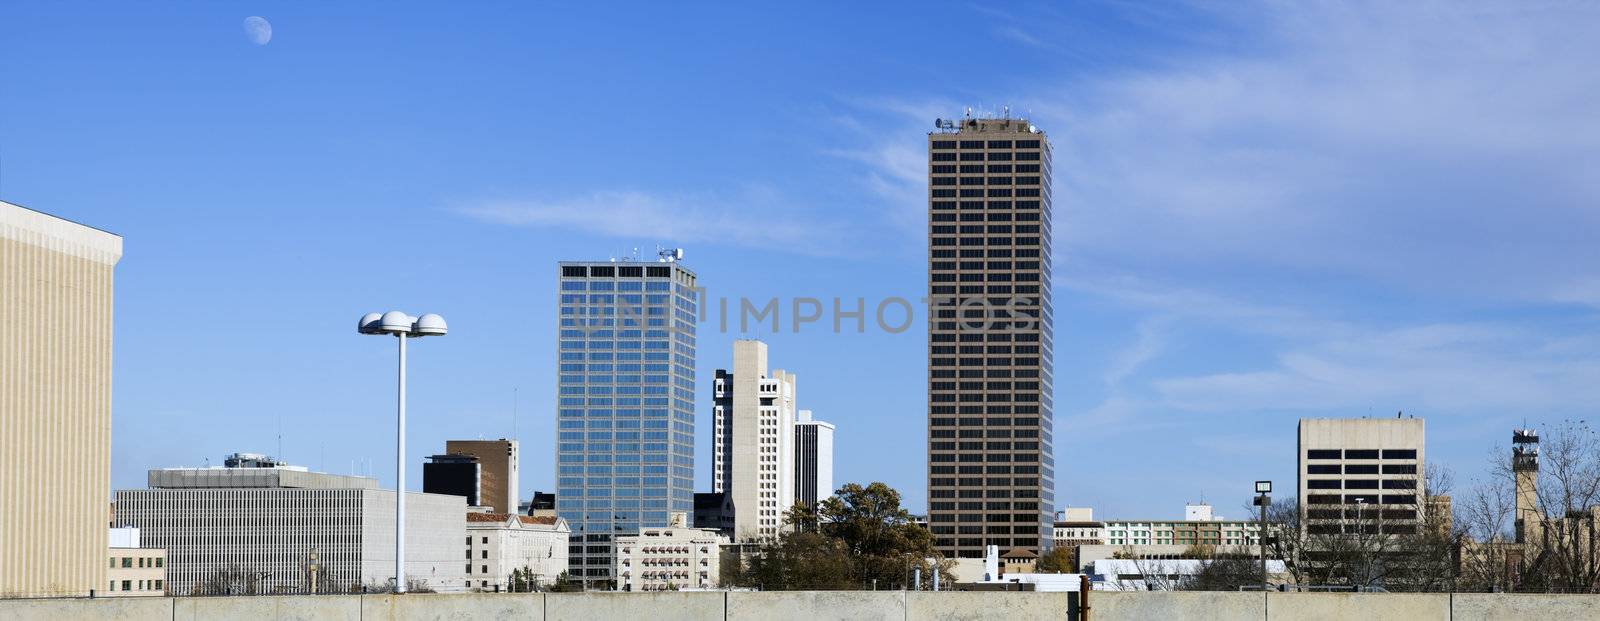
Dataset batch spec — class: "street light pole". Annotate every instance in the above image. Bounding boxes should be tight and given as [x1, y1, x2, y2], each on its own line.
[359, 311, 448, 594]
[1254, 481, 1272, 591]
[395, 331, 406, 593]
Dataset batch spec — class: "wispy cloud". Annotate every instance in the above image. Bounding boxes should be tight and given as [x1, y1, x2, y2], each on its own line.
[456, 187, 857, 257]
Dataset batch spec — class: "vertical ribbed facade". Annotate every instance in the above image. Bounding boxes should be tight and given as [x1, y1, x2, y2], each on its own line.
[712, 340, 796, 542]
[925, 119, 1056, 558]
[0, 201, 122, 597]
[555, 260, 698, 588]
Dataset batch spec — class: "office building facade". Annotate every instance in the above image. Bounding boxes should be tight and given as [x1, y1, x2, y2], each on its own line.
[1297, 418, 1427, 535]
[106, 528, 166, 597]
[615, 523, 727, 592]
[925, 117, 1056, 557]
[445, 439, 518, 514]
[0, 201, 122, 598]
[794, 409, 835, 507]
[556, 259, 698, 586]
[713, 340, 796, 541]
[114, 460, 467, 594]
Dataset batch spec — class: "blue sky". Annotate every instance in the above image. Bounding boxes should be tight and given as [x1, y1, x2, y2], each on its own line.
[4, 2, 1599, 520]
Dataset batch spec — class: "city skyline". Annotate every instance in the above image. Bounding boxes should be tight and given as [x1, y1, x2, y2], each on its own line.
[3, 2, 1600, 523]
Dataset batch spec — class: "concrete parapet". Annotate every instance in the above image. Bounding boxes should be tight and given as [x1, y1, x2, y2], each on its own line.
[907, 591, 1072, 620]
[1092, 591, 1265, 621]
[728, 591, 903, 621]
[1, 596, 172, 621]
[548, 591, 722, 621]
[1450, 593, 1600, 620]
[1265, 592, 1448, 621]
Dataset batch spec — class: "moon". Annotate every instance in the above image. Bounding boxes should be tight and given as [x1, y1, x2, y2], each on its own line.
[243, 16, 272, 45]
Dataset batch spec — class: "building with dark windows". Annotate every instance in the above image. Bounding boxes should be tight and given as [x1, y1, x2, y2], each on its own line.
[1297, 417, 1427, 535]
[423, 453, 481, 507]
[794, 410, 834, 508]
[555, 256, 698, 588]
[925, 115, 1056, 558]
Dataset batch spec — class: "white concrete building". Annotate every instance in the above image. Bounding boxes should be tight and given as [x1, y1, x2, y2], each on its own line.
[713, 340, 797, 541]
[615, 523, 728, 592]
[463, 513, 570, 591]
[794, 410, 835, 507]
[113, 457, 466, 594]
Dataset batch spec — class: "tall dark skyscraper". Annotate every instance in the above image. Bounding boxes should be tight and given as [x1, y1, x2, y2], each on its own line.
[925, 115, 1056, 558]
[555, 257, 698, 587]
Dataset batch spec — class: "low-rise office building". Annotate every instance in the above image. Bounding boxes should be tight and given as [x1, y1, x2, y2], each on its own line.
[114, 455, 466, 594]
[106, 528, 164, 597]
[463, 512, 570, 591]
[1102, 504, 1263, 548]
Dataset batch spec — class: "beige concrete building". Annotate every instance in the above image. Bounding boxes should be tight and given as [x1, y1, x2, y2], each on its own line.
[0, 201, 122, 598]
[925, 116, 1055, 558]
[463, 512, 570, 591]
[106, 528, 165, 597]
[615, 518, 728, 592]
[712, 340, 796, 541]
[446, 439, 519, 514]
[1298, 417, 1426, 535]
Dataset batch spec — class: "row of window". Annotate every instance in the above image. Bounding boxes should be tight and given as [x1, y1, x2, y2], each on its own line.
[930, 357, 1045, 367]
[111, 556, 163, 568]
[561, 265, 676, 278]
[1305, 494, 1421, 505]
[931, 248, 1044, 258]
[1307, 463, 1417, 474]
[932, 152, 1043, 162]
[108, 579, 162, 592]
[930, 187, 1044, 197]
[559, 280, 676, 292]
[930, 176, 1044, 186]
[1306, 478, 1418, 489]
[930, 200, 1045, 210]
[1306, 449, 1418, 459]
[930, 224, 1044, 234]
[931, 140, 1044, 149]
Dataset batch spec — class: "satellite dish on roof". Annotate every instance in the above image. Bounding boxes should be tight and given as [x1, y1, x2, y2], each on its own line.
[934, 118, 942, 129]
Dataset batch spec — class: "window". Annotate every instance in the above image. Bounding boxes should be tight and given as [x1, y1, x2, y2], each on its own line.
[1383, 464, 1418, 474]
[1382, 449, 1418, 459]
[121, 581, 131, 591]
[482, 537, 489, 544]
[1307, 464, 1340, 474]
[1345, 464, 1379, 474]
[1306, 449, 1341, 459]
[466, 565, 472, 574]
[482, 565, 489, 573]
[466, 550, 472, 559]
[121, 558, 131, 568]
[481, 550, 488, 559]
[1346, 449, 1380, 459]
[155, 558, 163, 568]
[1307, 479, 1341, 489]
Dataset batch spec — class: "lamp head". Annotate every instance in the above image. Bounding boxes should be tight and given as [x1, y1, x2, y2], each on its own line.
[413, 313, 448, 337]
[1255, 480, 1273, 494]
[358, 313, 384, 335]
[379, 311, 414, 334]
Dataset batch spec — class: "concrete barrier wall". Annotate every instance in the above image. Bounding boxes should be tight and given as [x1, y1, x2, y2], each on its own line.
[3, 590, 1599, 620]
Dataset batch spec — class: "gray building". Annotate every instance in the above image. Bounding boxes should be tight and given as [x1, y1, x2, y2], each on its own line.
[556, 257, 699, 587]
[925, 115, 1056, 558]
[113, 456, 466, 594]
[712, 340, 796, 542]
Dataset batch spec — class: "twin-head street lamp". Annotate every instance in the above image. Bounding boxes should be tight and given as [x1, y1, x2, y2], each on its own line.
[357, 311, 447, 594]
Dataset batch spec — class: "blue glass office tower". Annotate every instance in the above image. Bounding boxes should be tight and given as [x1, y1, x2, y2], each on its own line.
[555, 259, 698, 588]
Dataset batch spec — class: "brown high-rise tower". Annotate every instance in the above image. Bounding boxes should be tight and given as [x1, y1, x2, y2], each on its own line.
[925, 115, 1055, 558]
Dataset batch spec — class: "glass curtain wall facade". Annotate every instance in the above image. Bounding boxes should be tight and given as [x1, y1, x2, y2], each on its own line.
[556, 261, 698, 588]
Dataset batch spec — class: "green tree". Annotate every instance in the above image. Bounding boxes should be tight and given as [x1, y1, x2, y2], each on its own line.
[1035, 546, 1076, 573]
[729, 481, 955, 590]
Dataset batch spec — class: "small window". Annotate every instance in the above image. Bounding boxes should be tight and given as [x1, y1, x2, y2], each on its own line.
[121, 558, 132, 568]
[1345, 464, 1379, 474]
[1306, 449, 1341, 459]
[481, 537, 488, 544]
[1346, 449, 1380, 459]
[562, 266, 587, 278]
[1307, 464, 1340, 474]
[155, 558, 163, 568]
[481, 550, 488, 559]
[482, 565, 488, 573]
[466, 565, 472, 574]
[1382, 449, 1417, 460]
[121, 580, 131, 591]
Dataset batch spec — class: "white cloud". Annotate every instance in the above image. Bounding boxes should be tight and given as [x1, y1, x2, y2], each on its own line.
[457, 188, 856, 256]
